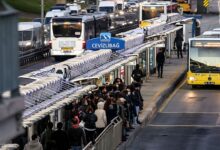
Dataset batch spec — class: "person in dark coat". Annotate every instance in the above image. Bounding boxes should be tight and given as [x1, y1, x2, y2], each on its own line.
[156, 48, 165, 78]
[174, 33, 183, 58]
[53, 122, 69, 150]
[40, 122, 56, 150]
[131, 64, 143, 84]
[67, 118, 87, 150]
[83, 106, 97, 144]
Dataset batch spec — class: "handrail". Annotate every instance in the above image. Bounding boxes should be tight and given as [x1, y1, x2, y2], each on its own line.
[83, 116, 123, 150]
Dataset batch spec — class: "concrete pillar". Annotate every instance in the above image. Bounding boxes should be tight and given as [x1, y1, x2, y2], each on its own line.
[58, 109, 63, 123]
[28, 126, 34, 141]
[50, 112, 55, 128]
[168, 33, 171, 58]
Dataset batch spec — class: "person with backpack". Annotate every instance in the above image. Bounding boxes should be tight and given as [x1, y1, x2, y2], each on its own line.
[131, 64, 143, 84]
[83, 106, 97, 144]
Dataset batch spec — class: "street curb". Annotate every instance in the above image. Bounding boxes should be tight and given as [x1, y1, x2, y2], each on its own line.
[117, 68, 187, 150]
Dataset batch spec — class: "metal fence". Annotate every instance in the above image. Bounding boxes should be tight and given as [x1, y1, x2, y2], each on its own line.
[83, 117, 123, 150]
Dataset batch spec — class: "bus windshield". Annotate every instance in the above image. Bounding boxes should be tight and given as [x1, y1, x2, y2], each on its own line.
[190, 46, 220, 73]
[45, 17, 52, 25]
[142, 6, 164, 20]
[19, 31, 32, 41]
[99, 7, 114, 13]
[52, 20, 82, 38]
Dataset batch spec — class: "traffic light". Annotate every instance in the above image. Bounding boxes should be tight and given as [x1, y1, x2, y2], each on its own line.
[203, 0, 209, 7]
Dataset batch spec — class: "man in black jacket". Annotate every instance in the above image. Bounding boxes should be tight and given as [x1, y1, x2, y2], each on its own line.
[67, 118, 87, 150]
[131, 64, 143, 84]
[156, 48, 165, 78]
[174, 33, 183, 58]
[53, 122, 69, 150]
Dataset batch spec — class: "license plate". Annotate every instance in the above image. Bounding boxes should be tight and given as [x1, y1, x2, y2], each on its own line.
[62, 47, 73, 52]
[205, 82, 215, 85]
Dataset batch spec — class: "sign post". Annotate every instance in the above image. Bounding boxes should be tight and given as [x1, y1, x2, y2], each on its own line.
[86, 32, 125, 51]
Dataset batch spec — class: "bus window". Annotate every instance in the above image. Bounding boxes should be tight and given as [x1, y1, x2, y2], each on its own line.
[99, 7, 114, 13]
[190, 41, 220, 73]
[167, 4, 179, 13]
[19, 31, 32, 41]
[52, 21, 82, 38]
[45, 17, 52, 25]
[142, 6, 164, 20]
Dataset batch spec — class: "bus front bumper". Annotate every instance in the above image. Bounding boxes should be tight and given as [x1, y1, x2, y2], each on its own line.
[187, 72, 220, 85]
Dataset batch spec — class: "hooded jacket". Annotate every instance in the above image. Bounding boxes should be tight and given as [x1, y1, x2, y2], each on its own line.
[24, 140, 43, 150]
[95, 102, 107, 128]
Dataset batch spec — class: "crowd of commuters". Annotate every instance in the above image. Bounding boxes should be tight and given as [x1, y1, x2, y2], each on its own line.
[23, 66, 144, 150]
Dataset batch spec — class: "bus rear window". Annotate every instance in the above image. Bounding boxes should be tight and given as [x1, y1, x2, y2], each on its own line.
[52, 21, 82, 38]
[142, 6, 164, 20]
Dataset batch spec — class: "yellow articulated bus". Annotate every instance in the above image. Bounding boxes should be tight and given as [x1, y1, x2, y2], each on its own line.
[187, 36, 220, 87]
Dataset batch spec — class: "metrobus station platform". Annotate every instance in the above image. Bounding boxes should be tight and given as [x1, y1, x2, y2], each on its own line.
[118, 55, 187, 150]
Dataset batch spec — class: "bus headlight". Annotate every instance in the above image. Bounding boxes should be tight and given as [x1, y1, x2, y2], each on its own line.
[189, 77, 195, 81]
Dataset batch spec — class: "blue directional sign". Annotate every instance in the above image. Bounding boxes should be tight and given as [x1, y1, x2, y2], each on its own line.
[86, 32, 125, 51]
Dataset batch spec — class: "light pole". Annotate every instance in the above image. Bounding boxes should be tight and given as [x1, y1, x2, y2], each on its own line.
[41, 0, 45, 46]
[41, 0, 44, 25]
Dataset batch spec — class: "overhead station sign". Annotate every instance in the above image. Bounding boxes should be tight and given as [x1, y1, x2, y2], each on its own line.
[86, 32, 125, 51]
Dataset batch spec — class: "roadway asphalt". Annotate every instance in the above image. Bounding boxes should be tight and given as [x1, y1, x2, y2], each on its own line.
[127, 83, 220, 150]
[125, 14, 220, 150]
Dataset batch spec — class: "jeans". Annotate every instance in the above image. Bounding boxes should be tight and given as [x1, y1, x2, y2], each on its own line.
[71, 146, 82, 150]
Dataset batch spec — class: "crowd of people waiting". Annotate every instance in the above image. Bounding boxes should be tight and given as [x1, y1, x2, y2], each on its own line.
[24, 64, 144, 150]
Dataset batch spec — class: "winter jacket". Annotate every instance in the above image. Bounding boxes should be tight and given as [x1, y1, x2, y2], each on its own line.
[132, 69, 143, 82]
[106, 103, 118, 124]
[95, 102, 107, 128]
[174, 35, 183, 47]
[53, 129, 69, 150]
[41, 129, 55, 150]
[84, 113, 97, 130]
[67, 126, 86, 147]
[24, 140, 43, 150]
[156, 52, 165, 64]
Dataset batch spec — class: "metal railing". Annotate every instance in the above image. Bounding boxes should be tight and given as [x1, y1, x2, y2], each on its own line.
[83, 116, 123, 150]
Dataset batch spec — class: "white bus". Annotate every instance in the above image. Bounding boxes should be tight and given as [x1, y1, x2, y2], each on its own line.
[50, 13, 109, 59]
[18, 22, 43, 51]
